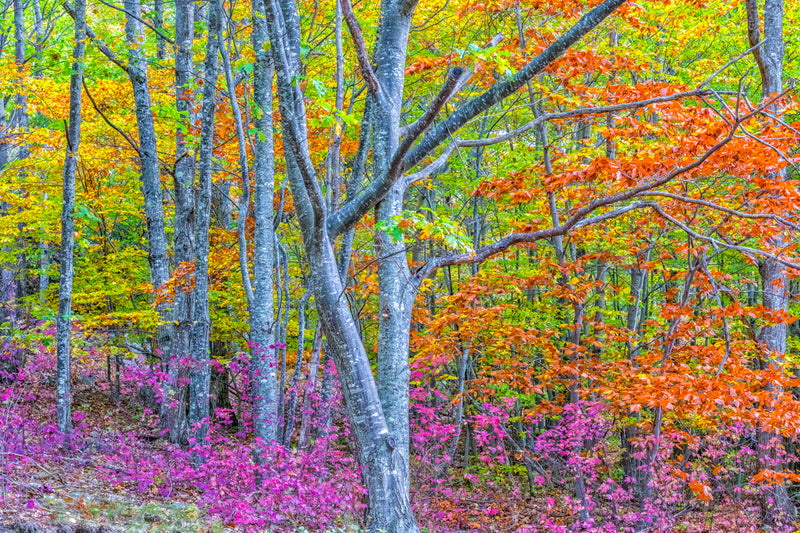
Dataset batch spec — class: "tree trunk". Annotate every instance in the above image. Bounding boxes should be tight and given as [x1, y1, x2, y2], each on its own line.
[369, 7, 418, 528]
[249, 0, 278, 453]
[283, 291, 310, 445]
[56, 0, 87, 435]
[123, 0, 174, 438]
[170, 0, 196, 446]
[188, 0, 221, 448]
[747, 0, 796, 526]
[263, 0, 627, 527]
[757, 258, 795, 528]
[299, 323, 323, 448]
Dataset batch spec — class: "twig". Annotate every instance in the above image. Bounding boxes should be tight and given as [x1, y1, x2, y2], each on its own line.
[339, 0, 379, 94]
[95, 0, 175, 44]
[82, 79, 141, 155]
[63, 1, 129, 73]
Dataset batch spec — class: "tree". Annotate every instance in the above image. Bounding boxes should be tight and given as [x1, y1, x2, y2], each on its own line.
[746, 0, 796, 525]
[55, 0, 87, 435]
[264, 0, 630, 528]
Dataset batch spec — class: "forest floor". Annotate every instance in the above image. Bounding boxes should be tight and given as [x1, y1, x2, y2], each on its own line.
[0, 378, 237, 533]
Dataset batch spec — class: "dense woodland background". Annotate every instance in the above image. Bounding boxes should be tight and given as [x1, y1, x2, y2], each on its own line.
[1, 0, 800, 530]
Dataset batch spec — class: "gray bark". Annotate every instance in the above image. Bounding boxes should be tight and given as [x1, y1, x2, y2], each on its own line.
[188, 0, 221, 448]
[283, 290, 311, 445]
[328, 0, 629, 236]
[276, 243, 290, 434]
[436, 344, 468, 477]
[0, 3, 7, 311]
[0, 95, 7, 173]
[4, 0, 26, 325]
[298, 322, 323, 449]
[747, 0, 796, 526]
[12, 0, 27, 160]
[250, 0, 278, 451]
[35, 0, 48, 305]
[757, 256, 795, 528]
[56, 0, 87, 435]
[0, 1, 8, 168]
[170, 0, 196, 446]
[153, 0, 165, 60]
[262, 0, 628, 527]
[123, 0, 174, 438]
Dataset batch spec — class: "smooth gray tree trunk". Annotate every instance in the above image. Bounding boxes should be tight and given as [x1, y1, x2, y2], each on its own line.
[250, 0, 278, 452]
[283, 290, 310, 445]
[747, 0, 796, 526]
[263, 0, 627, 527]
[56, 0, 86, 435]
[13, 0, 28, 161]
[298, 323, 322, 448]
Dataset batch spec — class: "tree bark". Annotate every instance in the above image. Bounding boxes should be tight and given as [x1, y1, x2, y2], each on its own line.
[56, 0, 87, 435]
[122, 0, 174, 439]
[170, 0, 196, 446]
[283, 290, 310, 445]
[747, 0, 796, 526]
[188, 0, 221, 448]
[250, 0, 278, 453]
[262, 0, 627, 527]
[298, 322, 323, 448]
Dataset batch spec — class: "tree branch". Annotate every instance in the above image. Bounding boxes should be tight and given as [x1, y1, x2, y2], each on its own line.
[329, 67, 463, 235]
[63, 1, 129, 73]
[414, 100, 766, 279]
[399, 33, 505, 139]
[95, 0, 175, 44]
[640, 191, 798, 230]
[327, 0, 627, 236]
[405, 88, 712, 188]
[650, 203, 800, 270]
[82, 78, 141, 154]
[339, 0, 379, 94]
[403, 0, 628, 170]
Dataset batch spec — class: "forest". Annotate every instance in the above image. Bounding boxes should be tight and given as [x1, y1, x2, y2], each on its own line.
[0, 0, 799, 530]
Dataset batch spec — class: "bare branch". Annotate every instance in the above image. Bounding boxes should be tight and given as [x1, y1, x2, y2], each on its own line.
[414, 96, 791, 279]
[699, 39, 764, 88]
[399, 68, 464, 148]
[329, 67, 463, 235]
[82, 78, 140, 155]
[399, 33, 505, 138]
[415, 201, 658, 279]
[404, 0, 629, 170]
[650, 203, 800, 270]
[63, 1, 129, 73]
[406, 88, 713, 188]
[95, 0, 175, 44]
[328, 0, 629, 237]
[641, 192, 798, 230]
[339, 0, 379, 94]
[405, 142, 457, 186]
[460, 88, 713, 149]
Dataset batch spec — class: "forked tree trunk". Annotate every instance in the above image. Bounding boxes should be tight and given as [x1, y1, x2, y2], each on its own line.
[263, 0, 627, 527]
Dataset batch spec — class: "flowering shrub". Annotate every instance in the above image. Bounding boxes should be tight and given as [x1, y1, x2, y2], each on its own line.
[2, 321, 799, 532]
